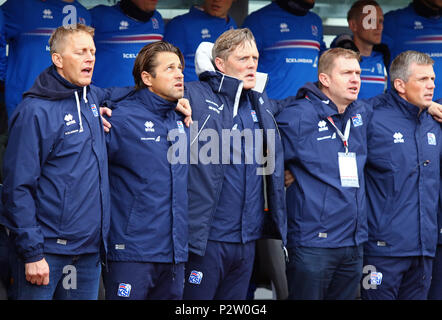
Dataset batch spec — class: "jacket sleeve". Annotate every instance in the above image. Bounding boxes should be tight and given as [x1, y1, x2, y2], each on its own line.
[1, 103, 56, 263]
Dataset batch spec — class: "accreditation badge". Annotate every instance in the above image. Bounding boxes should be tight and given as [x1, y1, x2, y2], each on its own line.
[338, 152, 359, 188]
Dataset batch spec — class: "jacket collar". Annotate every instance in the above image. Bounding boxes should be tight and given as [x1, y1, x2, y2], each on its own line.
[135, 88, 177, 118]
[296, 82, 357, 119]
[388, 89, 422, 118]
[194, 41, 268, 117]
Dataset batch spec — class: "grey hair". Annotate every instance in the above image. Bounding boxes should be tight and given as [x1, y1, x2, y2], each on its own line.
[389, 50, 434, 87]
[212, 28, 256, 61]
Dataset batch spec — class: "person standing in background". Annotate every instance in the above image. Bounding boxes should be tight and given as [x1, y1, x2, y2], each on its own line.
[242, 0, 326, 99]
[1, 0, 91, 118]
[90, 0, 163, 88]
[331, 0, 389, 99]
[383, 0, 442, 100]
[164, 0, 237, 82]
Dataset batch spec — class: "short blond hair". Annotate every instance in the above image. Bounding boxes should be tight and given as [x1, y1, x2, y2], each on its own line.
[318, 48, 361, 76]
[212, 28, 256, 61]
[49, 24, 95, 55]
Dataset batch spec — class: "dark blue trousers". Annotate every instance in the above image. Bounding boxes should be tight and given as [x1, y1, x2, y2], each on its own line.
[286, 245, 363, 300]
[9, 251, 101, 300]
[103, 261, 184, 300]
[428, 245, 442, 299]
[361, 255, 433, 300]
[183, 240, 255, 300]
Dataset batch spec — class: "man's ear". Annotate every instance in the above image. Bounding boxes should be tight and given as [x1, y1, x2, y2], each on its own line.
[318, 72, 330, 88]
[52, 53, 63, 69]
[214, 57, 225, 73]
[348, 19, 357, 33]
[393, 78, 406, 94]
[141, 71, 153, 87]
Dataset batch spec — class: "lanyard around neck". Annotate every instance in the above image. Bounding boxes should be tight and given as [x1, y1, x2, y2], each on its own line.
[327, 116, 351, 154]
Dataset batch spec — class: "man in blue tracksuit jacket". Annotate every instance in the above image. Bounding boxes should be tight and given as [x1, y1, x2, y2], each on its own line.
[429, 157, 442, 299]
[1, 0, 91, 118]
[0, 25, 110, 300]
[331, 0, 388, 99]
[361, 51, 442, 300]
[164, 0, 237, 82]
[182, 29, 286, 300]
[90, 0, 164, 88]
[277, 48, 369, 300]
[242, 0, 326, 100]
[102, 41, 189, 300]
[383, 0, 442, 100]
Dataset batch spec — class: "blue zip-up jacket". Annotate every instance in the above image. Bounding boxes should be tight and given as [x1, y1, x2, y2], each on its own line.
[0, 8, 6, 82]
[90, 3, 164, 88]
[383, 3, 442, 99]
[0, 65, 110, 263]
[1, 0, 91, 118]
[184, 47, 286, 256]
[277, 82, 370, 248]
[105, 88, 188, 263]
[437, 98, 442, 246]
[164, 6, 236, 82]
[242, 1, 326, 100]
[364, 90, 442, 257]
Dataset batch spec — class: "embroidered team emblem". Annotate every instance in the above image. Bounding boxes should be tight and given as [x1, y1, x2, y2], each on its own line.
[90, 104, 99, 117]
[428, 132, 437, 145]
[351, 114, 363, 127]
[188, 270, 203, 285]
[117, 283, 132, 297]
[370, 272, 383, 285]
[177, 120, 185, 133]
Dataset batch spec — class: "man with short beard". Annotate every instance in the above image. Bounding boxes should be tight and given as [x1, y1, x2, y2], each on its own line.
[102, 41, 189, 300]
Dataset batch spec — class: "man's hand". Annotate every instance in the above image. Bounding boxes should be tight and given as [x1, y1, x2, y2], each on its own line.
[25, 258, 50, 286]
[100, 107, 112, 133]
[176, 98, 193, 127]
[284, 170, 295, 188]
[428, 101, 442, 123]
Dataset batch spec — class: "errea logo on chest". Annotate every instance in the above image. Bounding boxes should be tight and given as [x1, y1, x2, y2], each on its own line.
[393, 132, 404, 144]
[43, 9, 53, 19]
[145, 121, 155, 132]
[119, 21, 129, 30]
[64, 114, 76, 126]
[318, 120, 328, 132]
